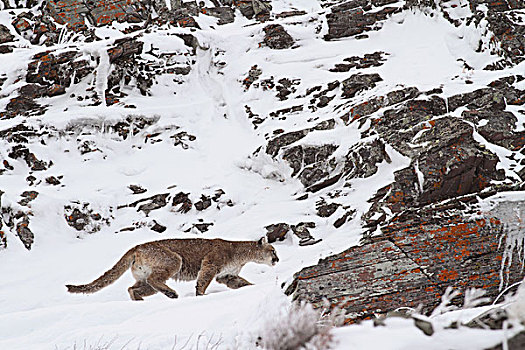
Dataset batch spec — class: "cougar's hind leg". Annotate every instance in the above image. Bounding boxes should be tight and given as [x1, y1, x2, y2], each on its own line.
[145, 249, 182, 299]
[128, 281, 157, 301]
[146, 270, 179, 299]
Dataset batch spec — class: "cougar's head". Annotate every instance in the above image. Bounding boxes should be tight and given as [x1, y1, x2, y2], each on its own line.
[257, 237, 279, 266]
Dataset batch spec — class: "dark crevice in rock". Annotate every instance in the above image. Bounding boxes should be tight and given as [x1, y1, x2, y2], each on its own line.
[386, 236, 444, 296]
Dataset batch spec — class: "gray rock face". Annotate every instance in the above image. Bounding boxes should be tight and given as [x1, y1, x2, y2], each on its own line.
[482, 6, 525, 67]
[270, 2, 525, 320]
[265, 119, 336, 157]
[287, 211, 524, 323]
[343, 139, 391, 179]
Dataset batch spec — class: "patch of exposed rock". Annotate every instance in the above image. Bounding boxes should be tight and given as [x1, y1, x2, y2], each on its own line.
[0, 23, 14, 53]
[265, 222, 321, 246]
[324, 0, 401, 41]
[0, 191, 35, 250]
[64, 202, 113, 235]
[262, 24, 294, 49]
[330, 51, 388, 72]
[233, 0, 272, 20]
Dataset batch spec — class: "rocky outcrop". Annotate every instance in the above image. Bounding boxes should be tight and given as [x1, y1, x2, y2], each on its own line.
[341, 73, 382, 99]
[8, 145, 49, 171]
[272, 0, 525, 320]
[472, 0, 525, 67]
[283, 144, 338, 187]
[0, 24, 13, 43]
[1, 50, 94, 118]
[202, 6, 235, 24]
[287, 211, 524, 323]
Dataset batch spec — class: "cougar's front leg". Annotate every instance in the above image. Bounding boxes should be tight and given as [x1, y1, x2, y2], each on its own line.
[216, 274, 253, 289]
[196, 259, 219, 296]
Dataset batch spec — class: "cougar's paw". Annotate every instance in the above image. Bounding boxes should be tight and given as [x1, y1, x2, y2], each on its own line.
[164, 290, 178, 299]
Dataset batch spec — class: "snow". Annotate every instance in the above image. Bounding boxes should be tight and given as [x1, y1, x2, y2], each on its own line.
[332, 319, 511, 350]
[1, 1, 523, 349]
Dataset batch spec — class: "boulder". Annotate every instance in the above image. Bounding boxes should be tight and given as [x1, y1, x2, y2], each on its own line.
[0, 24, 14, 44]
[262, 24, 294, 49]
[265, 223, 290, 243]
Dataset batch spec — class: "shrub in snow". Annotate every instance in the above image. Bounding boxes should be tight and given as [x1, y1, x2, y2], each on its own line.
[430, 286, 461, 317]
[58, 333, 222, 350]
[463, 288, 491, 309]
[430, 286, 492, 318]
[257, 301, 343, 350]
[430, 286, 496, 319]
[58, 337, 118, 350]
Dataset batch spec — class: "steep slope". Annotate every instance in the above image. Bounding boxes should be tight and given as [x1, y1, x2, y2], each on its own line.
[0, 0, 524, 348]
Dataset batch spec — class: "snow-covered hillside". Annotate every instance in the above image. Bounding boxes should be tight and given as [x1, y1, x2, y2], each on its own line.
[1, 0, 525, 348]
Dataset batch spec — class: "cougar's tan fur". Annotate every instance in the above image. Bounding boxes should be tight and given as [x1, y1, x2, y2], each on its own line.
[66, 237, 279, 300]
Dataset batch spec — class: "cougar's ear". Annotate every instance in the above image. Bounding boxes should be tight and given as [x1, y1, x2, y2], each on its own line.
[258, 237, 268, 245]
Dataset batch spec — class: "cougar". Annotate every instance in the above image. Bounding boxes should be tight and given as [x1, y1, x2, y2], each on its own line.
[66, 237, 279, 300]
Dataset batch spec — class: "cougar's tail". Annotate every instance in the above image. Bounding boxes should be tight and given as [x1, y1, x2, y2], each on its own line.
[66, 248, 136, 294]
